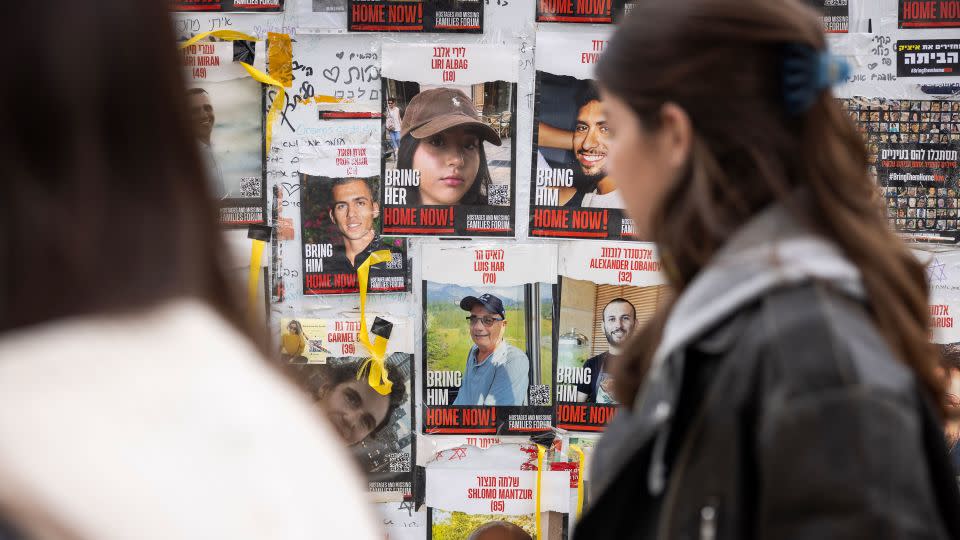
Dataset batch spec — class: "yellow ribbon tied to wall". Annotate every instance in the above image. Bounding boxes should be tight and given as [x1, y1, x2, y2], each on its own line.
[247, 237, 266, 319]
[570, 445, 586, 519]
[535, 444, 546, 540]
[355, 250, 394, 396]
[178, 30, 288, 153]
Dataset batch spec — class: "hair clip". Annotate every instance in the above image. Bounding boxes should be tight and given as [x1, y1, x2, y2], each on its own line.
[782, 43, 851, 116]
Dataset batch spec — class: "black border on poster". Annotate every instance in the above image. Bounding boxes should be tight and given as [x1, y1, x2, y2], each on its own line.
[897, 39, 960, 78]
[535, 0, 630, 24]
[172, 0, 285, 12]
[348, 1, 484, 33]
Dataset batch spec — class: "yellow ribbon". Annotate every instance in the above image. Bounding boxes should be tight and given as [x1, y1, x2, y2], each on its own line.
[178, 30, 286, 153]
[570, 445, 586, 519]
[355, 250, 394, 396]
[267, 32, 293, 88]
[247, 238, 266, 320]
[535, 444, 545, 540]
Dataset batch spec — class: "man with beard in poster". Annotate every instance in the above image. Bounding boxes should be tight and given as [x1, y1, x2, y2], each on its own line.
[187, 88, 226, 199]
[536, 84, 623, 209]
[577, 298, 635, 404]
[323, 177, 397, 273]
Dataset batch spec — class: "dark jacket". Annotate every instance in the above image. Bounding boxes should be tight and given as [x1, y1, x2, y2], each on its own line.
[575, 204, 960, 540]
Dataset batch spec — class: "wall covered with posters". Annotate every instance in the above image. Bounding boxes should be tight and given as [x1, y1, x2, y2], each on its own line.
[172, 0, 959, 537]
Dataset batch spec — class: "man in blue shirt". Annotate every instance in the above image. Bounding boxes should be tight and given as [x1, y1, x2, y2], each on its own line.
[452, 294, 530, 406]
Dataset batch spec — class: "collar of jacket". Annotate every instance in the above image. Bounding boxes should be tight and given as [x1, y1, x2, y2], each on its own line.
[593, 199, 866, 499]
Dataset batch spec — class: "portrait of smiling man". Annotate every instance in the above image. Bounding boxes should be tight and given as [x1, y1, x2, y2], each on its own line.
[577, 298, 635, 404]
[452, 294, 530, 406]
[187, 88, 226, 199]
[324, 177, 393, 273]
[533, 83, 622, 209]
[571, 85, 622, 209]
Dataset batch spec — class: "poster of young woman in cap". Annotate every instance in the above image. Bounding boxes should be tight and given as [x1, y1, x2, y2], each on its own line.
[381, 44, 518, 237]
[421, 244, 556, 435]
[348, 0, 483, 33]
[172, 0, 284, 12]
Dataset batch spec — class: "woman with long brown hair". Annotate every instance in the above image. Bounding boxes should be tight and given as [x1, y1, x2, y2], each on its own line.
[0, 1, 380, 538]
[575, 0, 960, 538]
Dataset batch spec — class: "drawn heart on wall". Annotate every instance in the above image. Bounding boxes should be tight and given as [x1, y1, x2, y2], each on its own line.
[322, 66, 340, 82]
[868, 63, 878, 70]
[336, 51, 344, 59]
[281, 182, 301, 196]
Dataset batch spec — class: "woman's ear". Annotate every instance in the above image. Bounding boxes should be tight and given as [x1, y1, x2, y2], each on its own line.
[657, 102, 693, 172]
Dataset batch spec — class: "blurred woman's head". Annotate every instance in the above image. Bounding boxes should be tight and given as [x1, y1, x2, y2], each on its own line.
[1, 1, 241, 336]
[396, 88, 501, 206]
[598, 0, 949, 415]
[597, 0, 835, 259]
[292, 360, 408, 446]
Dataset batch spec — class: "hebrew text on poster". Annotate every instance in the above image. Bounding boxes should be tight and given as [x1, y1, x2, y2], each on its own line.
[381, 44, 518, 237]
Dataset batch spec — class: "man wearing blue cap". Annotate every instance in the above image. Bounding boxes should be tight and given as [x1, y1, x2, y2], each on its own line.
[452, 294, 530, 406]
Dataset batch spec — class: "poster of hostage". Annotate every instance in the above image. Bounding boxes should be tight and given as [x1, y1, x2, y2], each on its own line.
[425, 445, 572, 540]
[422, 244, 557, 435]
[348, 0, 483, 33]
[182, 41, 267, 227]
[554, 242, 667, 431]
[298, 122, 409, 294]
[381, 44, 518, 237]
[172, 0, 284, 11]
[536, 0, 639, 23]
[530, 30, 633, 241]
[280, 317, 416, 498]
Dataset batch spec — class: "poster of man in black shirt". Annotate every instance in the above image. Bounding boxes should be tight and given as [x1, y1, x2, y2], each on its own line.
[301, 175, 409, 294]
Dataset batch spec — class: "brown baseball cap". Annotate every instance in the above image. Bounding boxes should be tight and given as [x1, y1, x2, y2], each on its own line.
[400, 88, 502, 146]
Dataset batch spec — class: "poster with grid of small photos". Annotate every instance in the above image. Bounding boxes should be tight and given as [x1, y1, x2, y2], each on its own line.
[839, 98, 960, 243]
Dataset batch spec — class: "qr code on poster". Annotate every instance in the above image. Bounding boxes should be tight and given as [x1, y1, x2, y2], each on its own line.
[487, 184, 510, 206]
[240, 177, 261, 198]
[385, 252, 403, 270]
[389, 452, 411, 473]
[529, 385, 550, 406]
